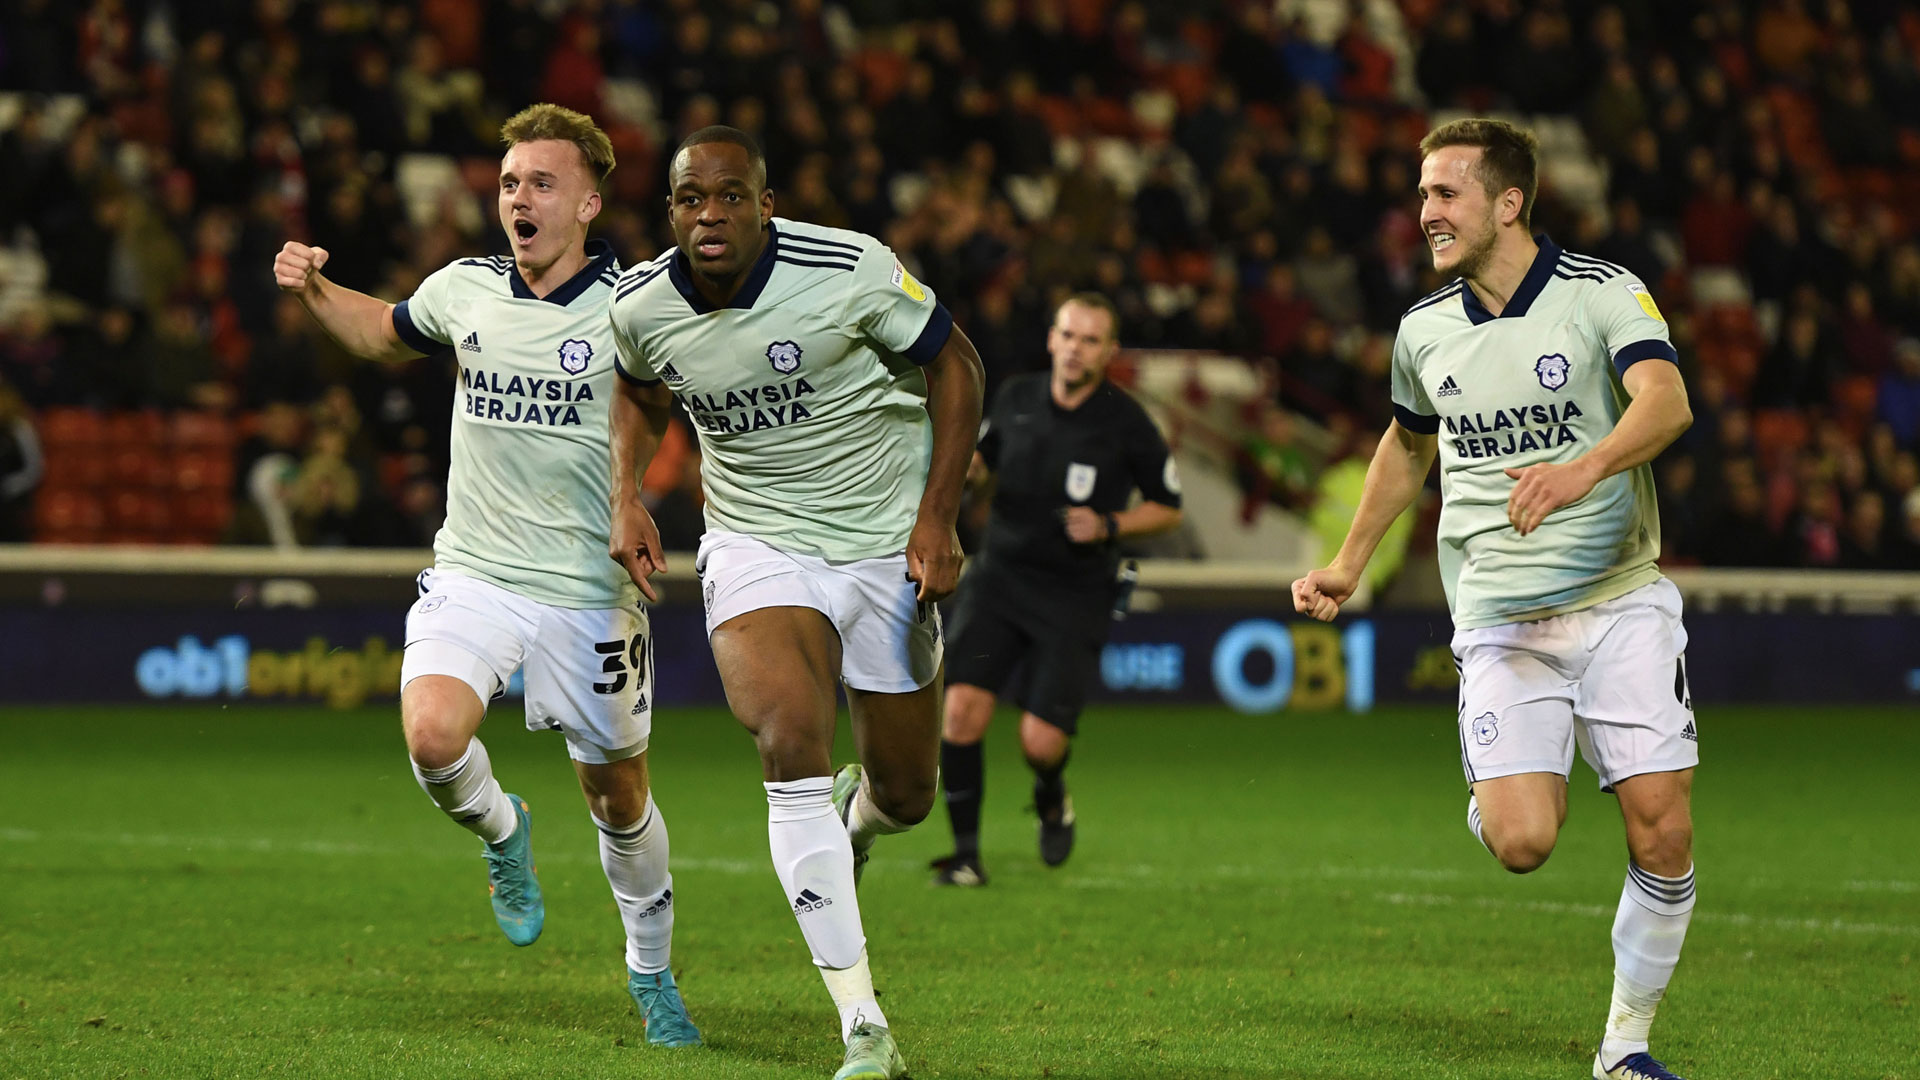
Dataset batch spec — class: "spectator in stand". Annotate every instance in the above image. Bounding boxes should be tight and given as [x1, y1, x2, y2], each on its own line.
[0, 379, 43, 541]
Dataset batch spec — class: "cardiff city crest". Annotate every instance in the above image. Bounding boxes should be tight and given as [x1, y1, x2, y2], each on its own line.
[1535, 353, 1570, 391]
[558, 338, 593, 375]
[767, 340, 803, 375]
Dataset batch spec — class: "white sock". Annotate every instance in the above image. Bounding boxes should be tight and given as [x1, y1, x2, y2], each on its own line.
[767, 778, 882, 1039]
[411, 739, 517, 845]
[595, 798, 674, 975]
[845, 781, 911, 855]
[1600, 861, 1696, 1068]
[822, 949, 888, 1041]
[1466, 794, 1494, 856]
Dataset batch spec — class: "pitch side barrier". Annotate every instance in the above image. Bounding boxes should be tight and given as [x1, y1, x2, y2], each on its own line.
[0, 547, 1915, 710]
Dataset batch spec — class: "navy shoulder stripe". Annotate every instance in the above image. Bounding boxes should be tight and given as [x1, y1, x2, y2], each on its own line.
[777, 255, 857, 273]
[616, 264, 670, 302]
[779, 229, 862, 253]
[1554, 267, 1610, 284]
[1403, 283, 1463, 317]
[1558, 251, 1624, 276]
[1410, 277, 1464, 305]
[780, 241, 860, 263]
[458, 258, 512, 277]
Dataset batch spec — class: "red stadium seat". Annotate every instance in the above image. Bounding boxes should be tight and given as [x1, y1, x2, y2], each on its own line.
[111, 446, 169, 489]
[33, 488, 106, 541]
[171, 450, 235, 494]
[1753, 409, 1810, 470]
[170, 410, 237, 451]
[38, 408, 107, 449]
[106, 410, 168, 448]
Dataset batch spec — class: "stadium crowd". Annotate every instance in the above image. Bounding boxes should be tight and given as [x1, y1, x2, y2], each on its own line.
[1, 0, 1918, 569]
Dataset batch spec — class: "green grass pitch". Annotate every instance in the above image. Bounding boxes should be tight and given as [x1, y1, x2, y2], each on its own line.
[3, 702, 1914, 1079]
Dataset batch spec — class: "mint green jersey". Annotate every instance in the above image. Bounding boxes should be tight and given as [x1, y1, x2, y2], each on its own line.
[607, 219, 954, 561]
[1390, 238, 1678, 629]
[392, 240, 636, 608]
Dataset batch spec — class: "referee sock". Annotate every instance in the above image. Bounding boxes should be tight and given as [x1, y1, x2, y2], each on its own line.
[1031, 749, 1071, 820]
[411, 739, 517, 846]
[593, 800, 674, 976]
[1600, 861, 1695, 1068]
[939, 739, 984, 857]
[766, 778, 879, 1038]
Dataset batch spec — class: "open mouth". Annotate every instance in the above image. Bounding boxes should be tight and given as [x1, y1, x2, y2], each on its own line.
[1430, 231, 1456, 253]
[694, 235, 727, 258]
[514, 220, 538, 243]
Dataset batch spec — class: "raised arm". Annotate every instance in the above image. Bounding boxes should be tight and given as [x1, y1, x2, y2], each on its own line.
[907, 324, 986, 601]
[273, 242, 422, 362]
[1292, 420, 1438, 621]
[608, 378, 677, 602]
[1503, 359, 1691, 536]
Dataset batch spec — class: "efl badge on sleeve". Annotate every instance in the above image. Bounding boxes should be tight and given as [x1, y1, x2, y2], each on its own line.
[890, 259, 927, 302]
[558, 339, 593, 375]
[767, 340, 803, 374]
[1626, 281, 1665, 321]
[1065, 462, 1097, 502]
[1535, 353, 1570, 391]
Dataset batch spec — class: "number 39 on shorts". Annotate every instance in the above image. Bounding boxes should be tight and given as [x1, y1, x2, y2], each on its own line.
[591, 633, 647, 694]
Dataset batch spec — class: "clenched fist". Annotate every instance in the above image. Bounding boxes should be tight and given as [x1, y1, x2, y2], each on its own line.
[273, 242, 331, 297]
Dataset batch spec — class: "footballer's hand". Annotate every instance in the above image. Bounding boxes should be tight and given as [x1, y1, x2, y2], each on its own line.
[1062, 506, 1107, 544]
[1291, 565, 1357, 623]
[905, 515, 962, 602]
[274, 242, 331, 298]
[1503, 459, 1600, 536]
[609, 499, 667, 603]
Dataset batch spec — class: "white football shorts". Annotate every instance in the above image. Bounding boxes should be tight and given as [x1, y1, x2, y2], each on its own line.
[1452, 577, 1697, 791]
[694, 530, 943, 694]
[400, 568, 652, 764]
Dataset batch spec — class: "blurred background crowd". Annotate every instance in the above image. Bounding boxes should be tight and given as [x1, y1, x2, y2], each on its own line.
[1, 0, 1918, 573]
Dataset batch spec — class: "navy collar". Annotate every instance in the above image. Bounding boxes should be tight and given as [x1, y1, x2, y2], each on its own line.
[1462, 234, 1559, 324]
[668, 221, 779, 314]
[511, 238, 618, 305]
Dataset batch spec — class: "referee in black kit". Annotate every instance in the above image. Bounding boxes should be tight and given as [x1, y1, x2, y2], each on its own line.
[932, 293, 1183, 886]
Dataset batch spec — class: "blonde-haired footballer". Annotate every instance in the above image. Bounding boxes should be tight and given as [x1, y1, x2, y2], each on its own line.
[271, 103, 700, 1047]
[1294, 118, 1700, 1080]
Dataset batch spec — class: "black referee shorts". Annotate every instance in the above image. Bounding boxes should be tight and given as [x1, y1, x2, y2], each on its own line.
[945, 564, 1112, 735]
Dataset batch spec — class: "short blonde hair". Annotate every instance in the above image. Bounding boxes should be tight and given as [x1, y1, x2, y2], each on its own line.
[500, 103, 616, 187]
[1419, 118, 1539, 229]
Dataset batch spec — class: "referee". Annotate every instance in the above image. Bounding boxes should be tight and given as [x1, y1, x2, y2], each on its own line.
[932, 293, 1183, 885]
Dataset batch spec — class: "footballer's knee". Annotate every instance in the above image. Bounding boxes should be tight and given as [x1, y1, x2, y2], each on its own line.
[1485, 821, 1559, 874]
[1019, 714, 1070, 769]
[400, 675, 483, 769]
[750, 711, 834, 780]
[942, 684, 995, 743]
[401, 711, 471, 771]
[1626, 814, 1693, 876]
[865, 770, 936, 826]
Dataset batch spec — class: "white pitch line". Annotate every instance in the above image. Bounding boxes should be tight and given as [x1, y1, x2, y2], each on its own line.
[1376, 891, 1920, 938]
[7, 827, 1917, 938]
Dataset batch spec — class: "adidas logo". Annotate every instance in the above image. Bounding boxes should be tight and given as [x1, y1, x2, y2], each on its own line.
[660, 361, 685, 384]
[1681, 719, 1697, 742]
[459, 331, 482, 353]
[792, 888, 832, 914]
[1436, 375, 1462, 397]
[630, 694, 648, 716]
[638, 888, 673, 919]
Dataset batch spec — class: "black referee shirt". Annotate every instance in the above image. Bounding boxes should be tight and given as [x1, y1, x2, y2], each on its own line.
[976, 372, 1182, 590]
